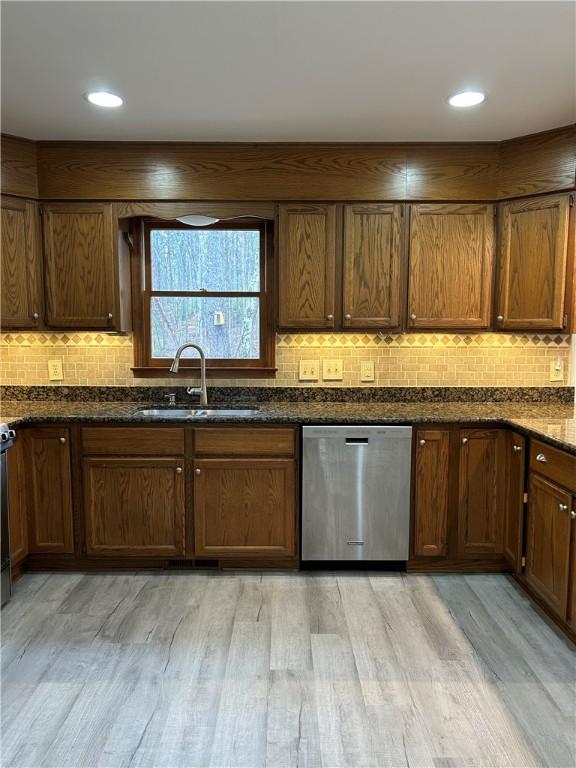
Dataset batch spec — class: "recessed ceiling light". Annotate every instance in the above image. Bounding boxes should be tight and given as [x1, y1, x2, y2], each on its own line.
[85, 91, 123, 108]
[448, 91, 485, 108]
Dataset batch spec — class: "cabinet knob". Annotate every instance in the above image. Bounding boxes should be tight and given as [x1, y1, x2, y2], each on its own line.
[410, 313, 417, 321]
[32, 312, 39, 321]
[344, 314, 351, 321]
[59, 437, 66, 444]
[462, 437, 469, 444]
[559, 503, 568, 512]
[175, 467, 183, 475]
[496, 315, 504, 322]
[194, 468, 201, 475]
[571, 511, 576, 520]
[106, 312, 113, 321]
[326, 314, 334, 321]
[419, 439, 426, 446]
[513, 444, 522, 453]
[536, 453, 547, 463]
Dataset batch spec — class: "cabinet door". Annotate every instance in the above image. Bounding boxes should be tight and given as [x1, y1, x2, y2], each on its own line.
[496, 195, 570, 330]
[6, 435, 28, 567]
[194, 459, 295, 557]
[43, 203, 117, 329]
[458, 429, 505, 557]
[278, 204, 336, 328]
[526, 474, 572, 619]
[1, 196, 43, 329]
[503, 432, 526, 572]
[83, 457, 185, 557]
[413, 429, 450, 557]
[26, 428, 74, 554]
[408, 203, 494, 328]
[567, 496, 576, 632]
[342, 204, 404, 329]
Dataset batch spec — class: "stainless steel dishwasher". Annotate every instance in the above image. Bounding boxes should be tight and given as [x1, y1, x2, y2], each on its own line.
[302, 425, 412, 561]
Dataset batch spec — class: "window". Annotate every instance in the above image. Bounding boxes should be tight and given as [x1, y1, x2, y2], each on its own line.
[133, 219, 275, 376]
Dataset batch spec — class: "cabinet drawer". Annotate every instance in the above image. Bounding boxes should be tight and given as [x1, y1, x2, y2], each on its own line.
[194, 427, 296, 456]
[530, 440, 576, 493]
[82, 427, 185, 455]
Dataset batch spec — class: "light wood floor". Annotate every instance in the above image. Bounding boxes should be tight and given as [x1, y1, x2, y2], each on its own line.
[1, 571, 574, 768]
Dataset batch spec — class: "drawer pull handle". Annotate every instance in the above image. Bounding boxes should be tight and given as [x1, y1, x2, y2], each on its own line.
[559, 503, 569, 512]
[513, 445, 522, 453]
[536, 453, 547, 463]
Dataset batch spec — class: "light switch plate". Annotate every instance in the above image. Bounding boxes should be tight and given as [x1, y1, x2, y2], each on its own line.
[323, 359, 343, 381]
[360, 360, 375, 382]
[549, 358, 564, 382]
[299, 360, 319, 381]
[48, 359, 63, 381]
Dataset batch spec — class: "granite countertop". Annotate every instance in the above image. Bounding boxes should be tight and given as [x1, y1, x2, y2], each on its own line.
[1, 399, 575, 455]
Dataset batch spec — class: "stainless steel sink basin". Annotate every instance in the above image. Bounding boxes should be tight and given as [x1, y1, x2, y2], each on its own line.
[134, 408, 259, 418]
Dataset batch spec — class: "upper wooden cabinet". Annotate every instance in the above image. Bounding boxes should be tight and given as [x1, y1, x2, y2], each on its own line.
[42, 202, 125, 330]
[278, 202, 405, 331]
[1, 196, 43, 329]
[408, 203, 495, 329]
[342, 204, 404, 328]
[496, 195, 572, 330]
[278, 204, 337, 329]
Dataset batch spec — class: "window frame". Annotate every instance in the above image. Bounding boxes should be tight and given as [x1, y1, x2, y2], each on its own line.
[131, 217, 276, 378]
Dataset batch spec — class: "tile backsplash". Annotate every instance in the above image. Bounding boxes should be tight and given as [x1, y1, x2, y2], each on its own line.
[0, 332, 572, 388]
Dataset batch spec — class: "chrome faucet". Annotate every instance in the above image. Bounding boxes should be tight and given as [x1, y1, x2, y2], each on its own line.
[169, 342, 208, 406]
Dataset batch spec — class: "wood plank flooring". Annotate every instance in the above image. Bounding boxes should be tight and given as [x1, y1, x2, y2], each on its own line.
[1, 571, 574, 768]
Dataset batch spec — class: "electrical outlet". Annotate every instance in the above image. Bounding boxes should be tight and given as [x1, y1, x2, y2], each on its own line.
[360, 360, 375, 382]
[322, 359, 343, 381]
[550, 358, 564, 382]
[299, 360, 319, 381]
[47, 359, 63, 381]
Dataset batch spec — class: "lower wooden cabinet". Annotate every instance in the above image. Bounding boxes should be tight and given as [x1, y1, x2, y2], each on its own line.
[83, 456, 185, 556]
[525, 474, 572, 619]
[458, 429, 505, 557]
[26, 428, 74, 554]
[413, 429, 450, 557]
[7, 434, 28, 567]
[503, 432, 526, 572]
[193, 458, 296, 557]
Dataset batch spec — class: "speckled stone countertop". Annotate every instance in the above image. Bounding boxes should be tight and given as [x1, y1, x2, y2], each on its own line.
[2, 399, 575, 455]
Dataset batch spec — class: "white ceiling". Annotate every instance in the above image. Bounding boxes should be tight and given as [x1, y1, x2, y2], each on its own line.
[2, 1, 575, 142]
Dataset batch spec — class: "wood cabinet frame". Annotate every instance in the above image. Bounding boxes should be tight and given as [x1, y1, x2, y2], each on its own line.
[1, 195, 43, 329]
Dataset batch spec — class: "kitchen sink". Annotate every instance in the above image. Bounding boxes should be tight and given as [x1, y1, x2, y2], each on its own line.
[134, 408, 259, 418]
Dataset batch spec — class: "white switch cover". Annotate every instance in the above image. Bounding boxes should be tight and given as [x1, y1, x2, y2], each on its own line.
[323, 359, 343, 381]
[299, 360, 319, 381]
[549, 358, 564, 382]
[48, 359, 64, 381]
[360, 360, 375, 382]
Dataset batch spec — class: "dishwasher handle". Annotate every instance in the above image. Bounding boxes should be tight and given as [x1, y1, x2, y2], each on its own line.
[345, 437, 369, 445]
